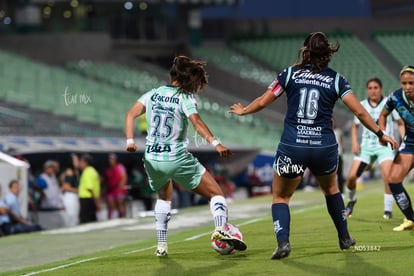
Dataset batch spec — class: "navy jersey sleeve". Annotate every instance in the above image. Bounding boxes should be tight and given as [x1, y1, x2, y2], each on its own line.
[335, 74, 352, 99]
[383, 92, 396, 112]
[276, 67, 291, 90]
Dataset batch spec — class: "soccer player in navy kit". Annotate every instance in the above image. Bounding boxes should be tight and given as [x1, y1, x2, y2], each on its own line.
[230, 32, 398, 259]
[379, 66, 414, 231]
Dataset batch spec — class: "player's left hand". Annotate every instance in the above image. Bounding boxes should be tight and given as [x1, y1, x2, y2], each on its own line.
[229, 103, 245, 116]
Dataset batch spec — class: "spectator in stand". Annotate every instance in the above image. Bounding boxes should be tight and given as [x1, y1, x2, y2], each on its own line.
[2, 180, 42, 235]
[104, 153, 128, 219]
[61, 153, 80, 226]
[214, 168, 235, 202]
[131, 168, 155, 211]
[247, 167, 271, 197]
[173, 181, 192, 208]
[0, 198, 11, 236]
[138, 114, 148, 136]
[78, 154, 101, 224]
[14, 155, 39, 215]
[35, 160, 65, 211]
[51, 160, 61, 178]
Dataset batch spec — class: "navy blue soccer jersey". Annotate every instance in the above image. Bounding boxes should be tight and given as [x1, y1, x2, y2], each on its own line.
[269, 65, 352, 147]
[383, 88, 414, 145]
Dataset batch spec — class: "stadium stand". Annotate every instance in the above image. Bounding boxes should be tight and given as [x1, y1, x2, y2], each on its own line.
[0, 101, 118, 137]
[373, 30, 414, 68]
[66, 60, 281, 151]
[0, 50, 126, 136]
[230, 32, 399, 99]
[67, 60, 165, 92]
[0, 47, 279, 151]
[3, 27, 403, 152]
[191, 46, 276, 86]
[0, 49, 137, 131]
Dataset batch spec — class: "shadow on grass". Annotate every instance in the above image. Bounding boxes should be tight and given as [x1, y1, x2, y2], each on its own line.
[154, 256, 242, 276]
[281, 250, 398, 276]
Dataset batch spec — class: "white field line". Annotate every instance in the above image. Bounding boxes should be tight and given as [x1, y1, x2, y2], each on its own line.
[123, 245, 157, 255]
[22, 203, 325, 275]
[21, 258, 100, 276]
[43, 219, 138, 234]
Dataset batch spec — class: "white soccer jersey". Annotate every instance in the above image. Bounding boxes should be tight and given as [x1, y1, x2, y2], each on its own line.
[138, 85, 198, 161]
[353, 97, 400, 148]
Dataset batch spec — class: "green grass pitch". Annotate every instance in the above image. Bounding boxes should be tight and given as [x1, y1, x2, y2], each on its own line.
[3, 181, 414, 276]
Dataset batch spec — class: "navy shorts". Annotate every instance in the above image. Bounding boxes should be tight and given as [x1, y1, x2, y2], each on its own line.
[273, 143, 338, 178]
[398, 142, 414, 155]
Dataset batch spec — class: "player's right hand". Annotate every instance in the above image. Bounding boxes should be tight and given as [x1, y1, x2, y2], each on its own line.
[126, 143, 137, 152]
[379, 135, 399, 150]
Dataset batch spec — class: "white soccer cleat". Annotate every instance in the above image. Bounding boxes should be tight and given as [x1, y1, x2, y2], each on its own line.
[155, 242, 168, 257]
[211, 227, 247, 251]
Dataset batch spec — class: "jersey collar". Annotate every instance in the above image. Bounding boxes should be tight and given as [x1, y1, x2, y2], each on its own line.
[402, 90, 414, 108]
[367, 96, 383, 108]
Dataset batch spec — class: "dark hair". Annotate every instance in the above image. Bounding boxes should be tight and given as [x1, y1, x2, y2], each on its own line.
[8, 179, 18, 188]
[366, 77, 382, 88]
[295, 32, 340, 73]
[169, 55, 208, 94]
[80, 153, 93, 165]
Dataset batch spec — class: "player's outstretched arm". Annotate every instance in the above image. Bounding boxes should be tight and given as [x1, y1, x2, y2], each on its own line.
[342, 92, 399, 150]
[229, 89, 278, 116]
[125, 102, 146, 152]
[188, 113, 232, 158]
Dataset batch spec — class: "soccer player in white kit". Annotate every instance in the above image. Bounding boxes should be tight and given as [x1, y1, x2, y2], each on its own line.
[125, 55, 247, 256]
[344, 77, 404, 219]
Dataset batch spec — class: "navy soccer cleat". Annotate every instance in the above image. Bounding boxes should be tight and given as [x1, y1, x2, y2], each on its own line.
[339, 236, 356, 250]
[271, 240, 291, 260]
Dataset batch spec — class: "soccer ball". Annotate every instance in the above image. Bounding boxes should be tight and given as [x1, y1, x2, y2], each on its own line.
[211, 223, 243, 255]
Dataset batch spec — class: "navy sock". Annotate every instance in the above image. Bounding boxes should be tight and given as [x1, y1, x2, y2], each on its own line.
[325, 192, 349, 238]
[271, 203, 290, 242]
[389, 182, 414, 221]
